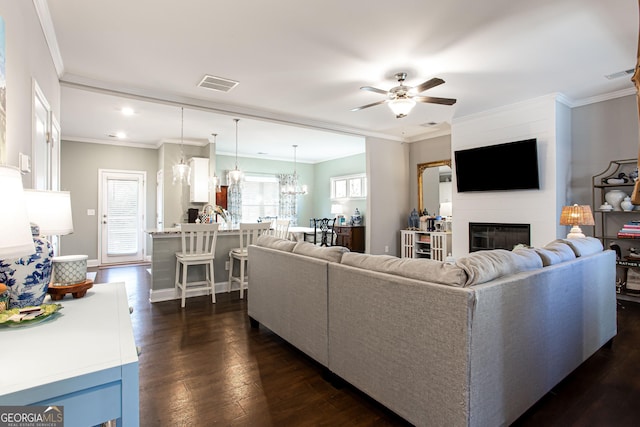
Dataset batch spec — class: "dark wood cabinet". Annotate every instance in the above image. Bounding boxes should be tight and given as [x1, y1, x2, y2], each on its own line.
[215, 185, 228, 209]
[334, 225, 365, 253]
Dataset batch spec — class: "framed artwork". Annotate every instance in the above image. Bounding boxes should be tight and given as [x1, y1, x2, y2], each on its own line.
[0, 16, 5, 164]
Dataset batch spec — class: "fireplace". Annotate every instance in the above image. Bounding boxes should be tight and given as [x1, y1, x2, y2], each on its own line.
[469, 222, 531, 252]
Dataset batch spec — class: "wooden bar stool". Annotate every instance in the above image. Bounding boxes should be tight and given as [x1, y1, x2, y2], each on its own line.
[228, 222, 271, 298]
[175, 223, 219, 308]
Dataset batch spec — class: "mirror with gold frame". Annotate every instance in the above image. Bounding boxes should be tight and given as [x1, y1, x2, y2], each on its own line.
[418, 159, 452, 214]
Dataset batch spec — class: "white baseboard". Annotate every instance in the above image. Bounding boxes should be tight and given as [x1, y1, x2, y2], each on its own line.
[148, 281, 241, 303]
[88, 259, 99, 268]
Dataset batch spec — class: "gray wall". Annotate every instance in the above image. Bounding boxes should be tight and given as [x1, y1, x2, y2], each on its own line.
[60, 141, 158, 258]
[366, 137, 409, 255]
[0, 0, 60, 180]
[571, 95, 639, 205]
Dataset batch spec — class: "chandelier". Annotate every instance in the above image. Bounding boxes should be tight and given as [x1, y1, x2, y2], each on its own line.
[281, 145, 308, 195]
[172, 107, 191, 185]
[228, 118, 243, 185]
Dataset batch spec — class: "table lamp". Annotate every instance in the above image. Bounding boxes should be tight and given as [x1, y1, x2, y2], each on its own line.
[560, 204, 595, 239]
[0, 166, 36, 259]
[0, 166, 39, 308]
[331, 204, 343, 225]
[24, 190, 86, 287]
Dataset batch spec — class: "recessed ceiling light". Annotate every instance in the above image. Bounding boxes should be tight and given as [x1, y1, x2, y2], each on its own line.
[121, 107, 135, 116]
[108, 132, 127, 139]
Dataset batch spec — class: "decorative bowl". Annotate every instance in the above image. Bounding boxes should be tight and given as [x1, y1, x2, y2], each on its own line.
[52, 255, 88, 286]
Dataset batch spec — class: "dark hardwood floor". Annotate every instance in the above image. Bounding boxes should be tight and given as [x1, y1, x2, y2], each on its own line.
[93, 265, 640, 426]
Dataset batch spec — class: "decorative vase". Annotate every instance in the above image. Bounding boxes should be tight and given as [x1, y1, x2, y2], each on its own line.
[621, 196, 634, 212]
[408, 209, 419, 229]
[605, 190, 628, 211]
[0, 224, 53, 308]
[351, 208, 363, 226]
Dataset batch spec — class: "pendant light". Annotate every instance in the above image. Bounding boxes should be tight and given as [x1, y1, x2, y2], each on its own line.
[281, 144, 308, 195]
[209, 133, 221, 193]
[172, 107, 191, 185]
[228, 118, 243, 184]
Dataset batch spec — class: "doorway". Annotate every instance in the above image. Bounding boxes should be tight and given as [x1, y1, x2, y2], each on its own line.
[99, 169, 146, 265]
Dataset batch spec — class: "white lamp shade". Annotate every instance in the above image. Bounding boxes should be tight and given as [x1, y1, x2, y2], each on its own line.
[0, 166, 36, 258]
[24, 190, 74, 235]
[388, 97, 416, 117]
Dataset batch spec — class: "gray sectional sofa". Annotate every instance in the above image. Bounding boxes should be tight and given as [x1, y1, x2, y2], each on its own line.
[247, 236, 617, 427]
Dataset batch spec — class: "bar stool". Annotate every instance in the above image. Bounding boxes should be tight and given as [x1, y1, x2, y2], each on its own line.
[175, 223, 219, 308]
[228, 222, 271, 298]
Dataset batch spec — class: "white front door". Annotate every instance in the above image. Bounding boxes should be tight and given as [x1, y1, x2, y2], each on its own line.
[99, 170, 146, 265]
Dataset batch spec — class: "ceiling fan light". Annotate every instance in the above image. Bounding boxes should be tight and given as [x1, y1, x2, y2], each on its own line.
[388, 98, 416, 118]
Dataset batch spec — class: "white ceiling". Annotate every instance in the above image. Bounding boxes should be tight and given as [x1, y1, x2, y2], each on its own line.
[43, 0, 637, 163]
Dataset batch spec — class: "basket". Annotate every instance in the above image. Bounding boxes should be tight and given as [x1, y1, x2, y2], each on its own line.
[52, 255, 88, 286]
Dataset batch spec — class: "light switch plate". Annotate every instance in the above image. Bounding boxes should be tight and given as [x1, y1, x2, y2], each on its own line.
[19, 153, 31, 173]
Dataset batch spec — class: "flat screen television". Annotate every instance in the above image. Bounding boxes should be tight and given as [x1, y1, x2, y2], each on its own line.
[454, 138, 539, 192]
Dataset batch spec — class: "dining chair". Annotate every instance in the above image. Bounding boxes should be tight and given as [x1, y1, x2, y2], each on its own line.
[228, 222, 272, 299]
[271, 219, 290, 239]
[317, 217, 336, 246]
[303, 218, 335, 246]
[175, 223, 219, 308]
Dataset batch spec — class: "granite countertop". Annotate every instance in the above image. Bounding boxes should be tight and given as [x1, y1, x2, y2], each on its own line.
[146, 226, 240, 236]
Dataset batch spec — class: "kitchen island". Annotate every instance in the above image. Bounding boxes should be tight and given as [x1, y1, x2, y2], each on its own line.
[145, 225, 316, 303]
[145, 226, 242, 303]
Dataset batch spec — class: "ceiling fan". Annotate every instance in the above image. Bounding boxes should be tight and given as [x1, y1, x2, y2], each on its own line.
[351, 72, 457, 118]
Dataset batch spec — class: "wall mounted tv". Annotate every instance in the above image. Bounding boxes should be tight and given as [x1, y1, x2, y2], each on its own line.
[454, 138, 540, 192]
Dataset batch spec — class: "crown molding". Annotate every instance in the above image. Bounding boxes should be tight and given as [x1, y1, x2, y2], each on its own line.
[33, 0, 64, 77]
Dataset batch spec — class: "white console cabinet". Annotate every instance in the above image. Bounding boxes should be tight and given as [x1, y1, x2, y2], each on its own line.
[401, 230, 452, 261]
[1, 282, 139, 426]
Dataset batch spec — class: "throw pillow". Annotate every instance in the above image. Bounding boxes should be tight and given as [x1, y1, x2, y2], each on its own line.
[558, 237, 604, 257]
[456, 248, 542, 286]
[535, 241, 576, 266]
[341, 252, 467, 286]
[255, 235, 296, 252]
[292, 241, 350, 263]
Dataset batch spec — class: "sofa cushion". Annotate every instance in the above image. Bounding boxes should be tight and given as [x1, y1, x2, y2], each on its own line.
[292, 241, 349, 263]
[255, 235, 296, 252]
[341, 252, 467, 286]
[534, 241, 576, 266]
[559, 237, 604, 257]
[456, 248, 543, 286]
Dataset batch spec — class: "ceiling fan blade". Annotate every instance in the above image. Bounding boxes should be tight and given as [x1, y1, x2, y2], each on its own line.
[414, 78, 445, 93]
[350, 99, 388, 111]
[414, 96, 457, 106]
[360, 86, 389, 95]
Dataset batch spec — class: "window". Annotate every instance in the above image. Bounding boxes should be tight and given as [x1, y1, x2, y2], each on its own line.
[331, 173, 367, 200]
[241, 173, 279, 221]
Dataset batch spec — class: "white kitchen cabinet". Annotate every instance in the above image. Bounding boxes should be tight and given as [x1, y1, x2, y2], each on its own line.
[189, 157, 209, 203]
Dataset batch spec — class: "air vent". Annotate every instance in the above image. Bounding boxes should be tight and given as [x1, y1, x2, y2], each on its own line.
[605, 68, 635, 80]
[197, 75, 239, 92]
[420, 121, 438, 127]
